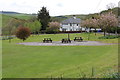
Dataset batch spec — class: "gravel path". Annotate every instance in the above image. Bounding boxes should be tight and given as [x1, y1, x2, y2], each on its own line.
[17, 41, 115, 46]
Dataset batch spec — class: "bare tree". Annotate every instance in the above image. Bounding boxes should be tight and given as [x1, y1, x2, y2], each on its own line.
[106, 3, 116, 10]
[5, 19, 15, 43]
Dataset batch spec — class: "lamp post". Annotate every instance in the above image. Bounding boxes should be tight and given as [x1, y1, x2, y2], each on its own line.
[68, 33, 70, 39]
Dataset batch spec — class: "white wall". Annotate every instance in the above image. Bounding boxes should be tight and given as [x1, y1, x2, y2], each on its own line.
[60, 23, 81, 31]
[60, 23, 102, 32]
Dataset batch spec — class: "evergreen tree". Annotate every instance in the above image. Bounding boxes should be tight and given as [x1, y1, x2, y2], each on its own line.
[37, 7, 51, 31]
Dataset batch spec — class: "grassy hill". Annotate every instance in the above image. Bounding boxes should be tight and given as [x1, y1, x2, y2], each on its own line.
[1, 11, 36, 29]
[1, 7, 119, 24]
[1, 13, 36, 28]
[0, 11, 36, 20]
[4, 13, 35, 20]
[1, 14, 27, 27]
[1, 14, 14, 27]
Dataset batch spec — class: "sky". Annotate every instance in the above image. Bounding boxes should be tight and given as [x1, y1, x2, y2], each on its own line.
[0, 0, 119, 16]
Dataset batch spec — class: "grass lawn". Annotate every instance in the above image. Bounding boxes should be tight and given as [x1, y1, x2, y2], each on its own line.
[2, 33, 118, 78]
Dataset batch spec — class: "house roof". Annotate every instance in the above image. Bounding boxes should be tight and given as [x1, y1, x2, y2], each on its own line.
[61, 17, 81, 24]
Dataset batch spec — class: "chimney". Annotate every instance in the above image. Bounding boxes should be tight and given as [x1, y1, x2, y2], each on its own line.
[73, 15, 76, 19]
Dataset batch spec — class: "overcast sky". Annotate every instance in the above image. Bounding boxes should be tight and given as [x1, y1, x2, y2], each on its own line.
[0, 0, 119, 16]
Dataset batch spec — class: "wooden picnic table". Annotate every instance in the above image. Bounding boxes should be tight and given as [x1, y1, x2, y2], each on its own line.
[61, 38, 71, 43]
[74, 37, 83, 42]
[43, 38, 52, 43]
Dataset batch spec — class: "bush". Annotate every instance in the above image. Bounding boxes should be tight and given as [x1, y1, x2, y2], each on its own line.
[104, 72, 120, 78]
[16, 26, 31, 41]
[106, 27, 120, 34]
[98, 35, 120, 39]
[46, 27, 59, 34]
[1, 36, 14, 40]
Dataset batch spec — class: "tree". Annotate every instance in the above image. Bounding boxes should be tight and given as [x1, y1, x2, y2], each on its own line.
[37, 7, 51, 31]
[81, 19, 92, 40]
[34, 20, 41, 34]
[3, 19, 16, 43]
[24, 20, 41, 34]
[16, 26, 31, 41]
[106, 3, 116, 10]
[88, 18, 99, 35]
[46, 22, 60, 34]
[98, 12, 118, 36]
[81, 19, 93, 32]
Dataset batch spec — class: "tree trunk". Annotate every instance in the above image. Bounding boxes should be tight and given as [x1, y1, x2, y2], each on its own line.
[88, 32, 90, 40]
[68, 33, 70, 39]
[9, 30, 11, 43]
[95, 28, 96, 36]
[85, 27, 87, 33]
[103, 29, 106, 36]
[115, 27, 118, 36]
[9, 37, 11, 43]
[32, 32, 34, 36]
[88, 28, 91, 40]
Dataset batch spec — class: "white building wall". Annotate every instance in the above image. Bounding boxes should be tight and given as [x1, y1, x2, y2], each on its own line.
[60, 23, 81, 31]
[60, 23, 101, 32]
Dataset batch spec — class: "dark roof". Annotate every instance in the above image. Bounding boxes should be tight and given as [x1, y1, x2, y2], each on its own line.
[61, 17, 81, 24]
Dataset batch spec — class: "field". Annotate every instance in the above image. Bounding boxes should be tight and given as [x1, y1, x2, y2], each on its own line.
[2, 33, 118, 78]
[0, 14, 35, 28]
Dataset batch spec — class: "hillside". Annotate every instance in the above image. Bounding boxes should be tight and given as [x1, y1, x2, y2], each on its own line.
[1, 7, 119, 22]
[51, 7, 119, 22]
[1, 14, 27, 27]
[1, 11, 36, 20]
[0, 11, 20, 14]
[4, 14, 35, 20]
[1, 11, 37, 28]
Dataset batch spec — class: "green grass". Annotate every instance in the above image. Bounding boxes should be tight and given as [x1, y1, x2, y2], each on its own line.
[11, 33, 118, 43]
[0, 14, 13, 27]
[1, 14, 35, 28]
[2, 33, 118, 78]
[4, 14, 34, 20]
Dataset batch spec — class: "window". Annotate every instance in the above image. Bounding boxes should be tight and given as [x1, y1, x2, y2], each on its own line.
[63, 23, 68, 25]
[62, 28, 66, 31]
[70, 23, 72, 26]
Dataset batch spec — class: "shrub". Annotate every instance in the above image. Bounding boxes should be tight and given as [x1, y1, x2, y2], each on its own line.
[98, 35, 120, 39]
[16, 26, 31, 41]
[106, 27, 120, 34]
[103, 72, 120, 78]
[46, 27, 59, 34]
[1, 36, 14, 40]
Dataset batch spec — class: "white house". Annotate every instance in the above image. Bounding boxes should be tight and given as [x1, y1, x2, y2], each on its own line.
[60, 16, 101, 32]
[60, 16, 85, 31]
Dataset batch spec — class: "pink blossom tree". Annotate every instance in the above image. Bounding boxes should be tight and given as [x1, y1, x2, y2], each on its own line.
[81, 19, 91, 32]
[47, 21, 60, 33]
[81, 12, 118, 38]
[81, 19, 96, 40]
[98, 12, 118, 36]
[89, 19, 99, 35]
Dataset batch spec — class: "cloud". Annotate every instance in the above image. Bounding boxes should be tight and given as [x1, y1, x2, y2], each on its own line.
[57, 3, 63, 7]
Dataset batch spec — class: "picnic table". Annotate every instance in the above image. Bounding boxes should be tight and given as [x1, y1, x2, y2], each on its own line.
[74, 37, 83, 42]
[61, 38, 71, 43]
[43, 38, 52, 43]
